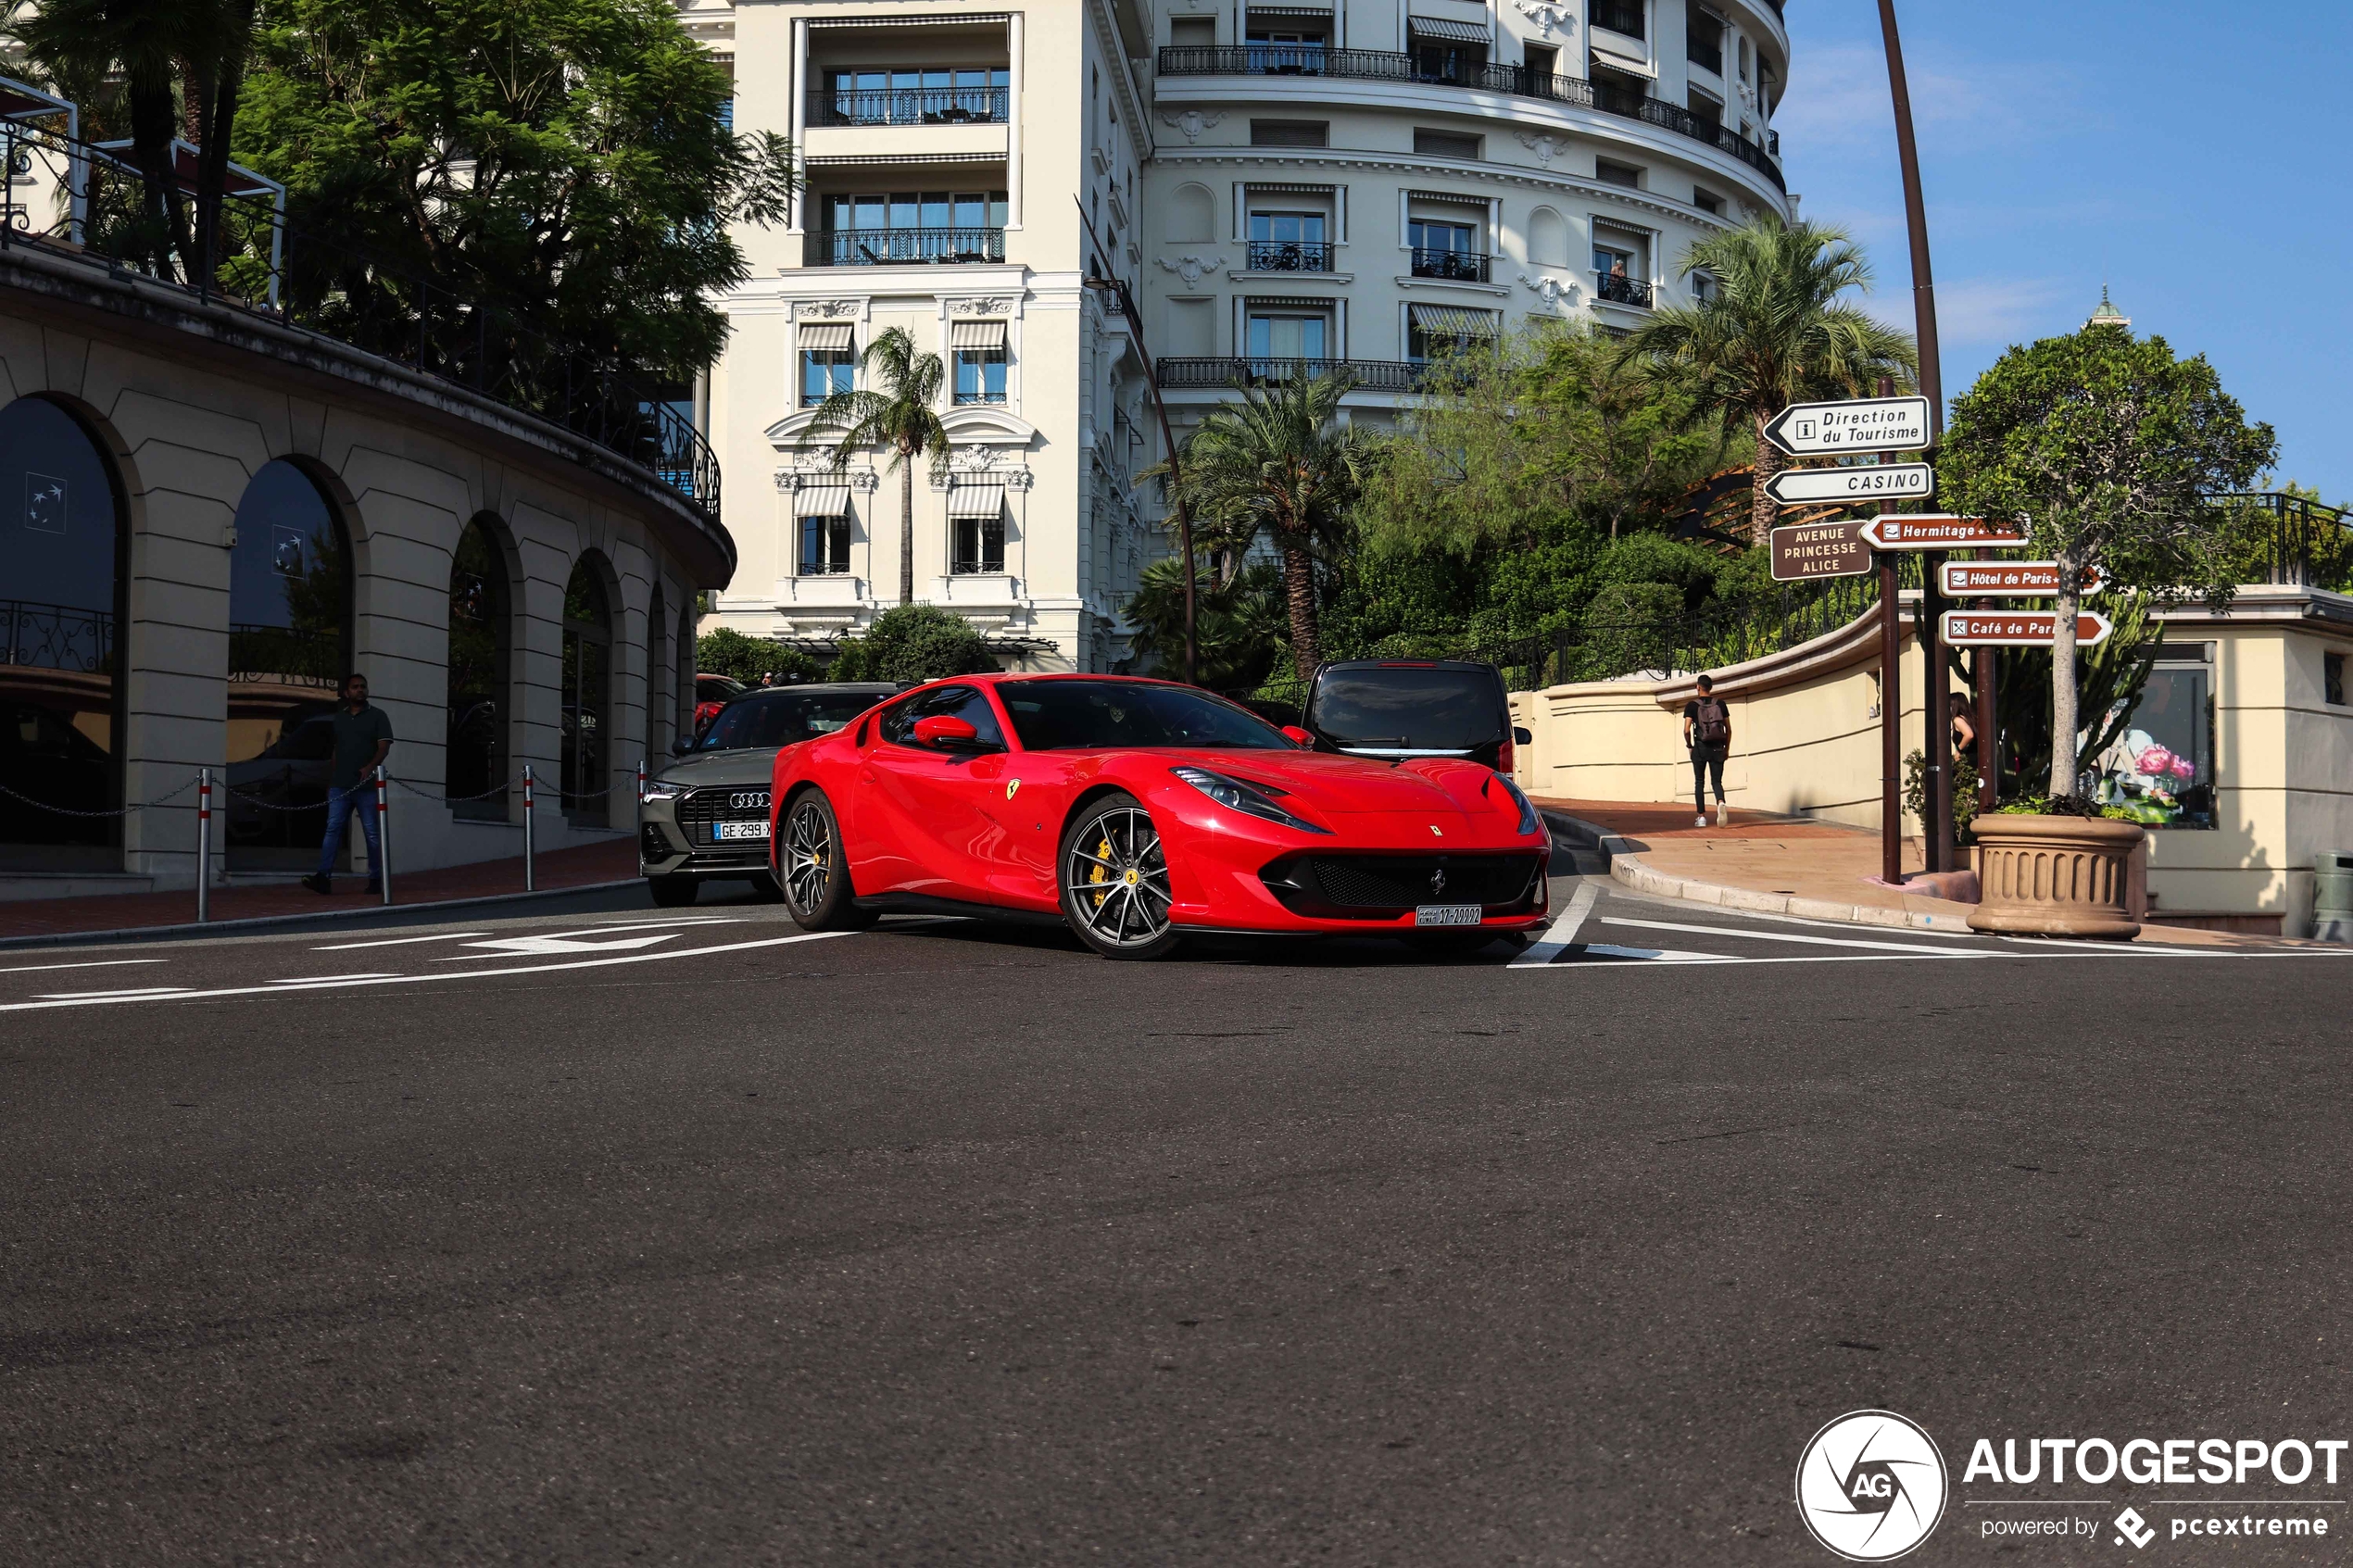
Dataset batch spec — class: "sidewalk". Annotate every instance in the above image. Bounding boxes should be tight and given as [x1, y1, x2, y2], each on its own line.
[1531, 797, 2246, 947]
[0, 839, 641, 947]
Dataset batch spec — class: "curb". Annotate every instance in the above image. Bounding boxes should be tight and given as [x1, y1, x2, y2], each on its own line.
[0, 877, 645, 952]
[1541, 810, 1974, 934]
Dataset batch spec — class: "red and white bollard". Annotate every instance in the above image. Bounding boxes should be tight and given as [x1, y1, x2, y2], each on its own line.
[522, 763, 536, 892]
[374, 765, 393, 906]
[195, 767, 211, 923]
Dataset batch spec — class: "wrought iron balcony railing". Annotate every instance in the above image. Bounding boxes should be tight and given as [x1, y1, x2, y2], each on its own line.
[808, 87, 1009, 127]
[1410, 248, 1491, 282]
[819, 228, 1006, 266]
[1244, 239, 1335, 272]
[1156, 357, 1425, 393]
[1155, 47, 1784, 191]
[1595, 271, 1655, 307]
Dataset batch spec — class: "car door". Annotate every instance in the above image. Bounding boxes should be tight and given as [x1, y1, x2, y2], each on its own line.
[859, 684, 1007, 898]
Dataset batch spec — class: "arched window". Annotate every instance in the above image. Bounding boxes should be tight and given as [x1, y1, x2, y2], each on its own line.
[447, 517, 511, 819]
[0, 396, 126, 868]
[226, 459, 349, 868]
[1529, 206, 1569, 268]
[647, 581, 670, 761]
[560, 555, 612, 821]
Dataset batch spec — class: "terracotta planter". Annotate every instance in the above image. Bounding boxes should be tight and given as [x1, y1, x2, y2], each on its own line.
[1967, 814, 2146, 940]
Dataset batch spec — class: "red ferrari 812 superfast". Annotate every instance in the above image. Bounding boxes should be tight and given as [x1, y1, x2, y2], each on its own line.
[767, 673, 1550, 959]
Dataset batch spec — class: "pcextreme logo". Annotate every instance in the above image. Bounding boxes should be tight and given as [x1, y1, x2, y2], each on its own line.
[1795, 1410, 1950, 1562]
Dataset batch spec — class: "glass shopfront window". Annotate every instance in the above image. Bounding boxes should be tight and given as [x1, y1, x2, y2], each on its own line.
[2093, 657, 2215, 828]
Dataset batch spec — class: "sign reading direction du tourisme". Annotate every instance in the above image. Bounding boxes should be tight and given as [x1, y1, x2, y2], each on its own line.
[1760, 395, 1932, 457]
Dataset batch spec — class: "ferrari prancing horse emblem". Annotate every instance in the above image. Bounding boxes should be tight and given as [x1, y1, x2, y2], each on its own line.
[1429, 824, 1443, 837]
[1005, 779, 1021, 800]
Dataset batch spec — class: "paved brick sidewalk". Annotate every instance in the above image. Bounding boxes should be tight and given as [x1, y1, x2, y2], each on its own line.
[0, 839, 640, 943]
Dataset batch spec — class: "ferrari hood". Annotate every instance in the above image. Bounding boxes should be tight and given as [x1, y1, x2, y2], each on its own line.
[1172, 749, 1499, 815]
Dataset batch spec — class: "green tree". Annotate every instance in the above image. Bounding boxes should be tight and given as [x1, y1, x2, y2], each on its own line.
[803, 326, 950, 606]
[826, 605, 993, 684]
[1939, 327, 2275, 799]
[232, 0, 795, 376]
[696, 627, 821, 685]
[1124, 558, 1287, 691]
[1153, 370, 1375, 680]
[1618, 217, 1916, 543]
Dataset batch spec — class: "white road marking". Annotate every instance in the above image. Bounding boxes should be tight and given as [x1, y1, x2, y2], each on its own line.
[439, 930, 685, 960]
[0, 958, 168, 974]
[31, 985, 201, 1000]
[268, 972, 403, 985]
[313, 931, 491, 950]
[0, 928, 862, 1012]
[1511, 879, 1601, 967]
[1579, 943, 1737, 962]
[1600, 916, 1992, 956]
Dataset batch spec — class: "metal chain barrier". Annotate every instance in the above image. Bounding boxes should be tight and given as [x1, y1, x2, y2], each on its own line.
[0, 774, 198, 817]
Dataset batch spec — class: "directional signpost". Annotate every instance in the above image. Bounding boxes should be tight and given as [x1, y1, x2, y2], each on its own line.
[1939, 560, 2106, 597]
[1941, 610, 2112, 647]
[1762, 462, 1935, 506]
[1760, 395, 1931, 457]
[1856, 513, 2030, 551]
[1768, 519, 1873, 582]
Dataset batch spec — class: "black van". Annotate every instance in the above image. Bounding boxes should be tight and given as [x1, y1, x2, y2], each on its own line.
[1300, 659, 1532, 772]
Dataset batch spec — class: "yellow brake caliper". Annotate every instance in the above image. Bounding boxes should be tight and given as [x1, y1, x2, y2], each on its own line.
[1089, 834, 1113, 910]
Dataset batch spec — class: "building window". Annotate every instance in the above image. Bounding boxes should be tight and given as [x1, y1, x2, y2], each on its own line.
[1693, 186, 1723, 216]
[1246, 311, 1328, 365]
[950, 484, 1007, 574]
[2328, 652, 2347, 707]
[1244, 25, 1327, 73]
[950, 320, 1008, 404]
[1594, 158, 1643, 189]
[1406, 18, 1490, 83]
[1591, 0, 1644, 38]
[2091, 658, 2216, 829]
[1686, 5, 1724, 74]
[799, 516, 852, 576]
[1247, 209, 1329, 271]
[823, 191, 1007, 265]
[1524, 43, 1558, 82]
[1408, 303, 1499, 363]
[1691, 270, 1718, 304]
[447, 516, 512, 820]
[1250, 119, 1327, 147]
[560, 556, 613, 822]
[799, 321, 855, 406]
[1409, 218, 1484, 281]
[821, 68, 1008, 126]
[1594, 236, 1652, 306]
[1414, 128, 1482, 159]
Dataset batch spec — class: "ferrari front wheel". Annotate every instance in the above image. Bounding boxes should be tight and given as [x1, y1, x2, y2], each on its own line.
[1059, 793, 1182, 960]
[777, 790, 873, 931]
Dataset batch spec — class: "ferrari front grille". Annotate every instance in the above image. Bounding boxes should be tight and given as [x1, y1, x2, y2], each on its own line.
[1260, 852, 1545, 918]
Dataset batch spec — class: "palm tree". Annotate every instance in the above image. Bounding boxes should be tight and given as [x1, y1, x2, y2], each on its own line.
[1153, 370, 1374, 681]
[802, 326, 950, 605]
[1619, 217, 1916, 543]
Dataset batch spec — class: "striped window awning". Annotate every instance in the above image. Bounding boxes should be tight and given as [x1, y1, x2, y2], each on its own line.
[1246, 5, 1333, 18]
[1410, 304, 1500, 336]
[948, 482, 1006, 520]
[949, 320, 1008, 350]
[1406, 16, 1490, 43]
[799, 321, 853, 351]
[1590, 41, 1656, 77]
[794, 483, 852, 518]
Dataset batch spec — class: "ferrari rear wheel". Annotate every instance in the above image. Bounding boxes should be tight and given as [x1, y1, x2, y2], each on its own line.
[1059, 792, 1182, 960]
[777, 790, 873, 931]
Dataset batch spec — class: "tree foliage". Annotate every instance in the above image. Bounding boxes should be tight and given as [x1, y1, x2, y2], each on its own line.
[1617, 216, 1916, 541]
[695, 627, 822, 685]
[826, 605, 994, 684]
[1938, 326, 2275, 797]
[1123, 558, 1286, 692]
[233, 0, 794, 376]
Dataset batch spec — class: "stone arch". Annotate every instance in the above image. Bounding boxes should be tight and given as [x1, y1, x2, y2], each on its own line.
[225, 457, 354, 868]
[647, 577, 671, 762]
[1529, 206, 1569, 268]
[0, 393, 131, 868]
[1167, 182, 1216, 245]
[560, 548, 620, 823]
[447, 510, 520, 819]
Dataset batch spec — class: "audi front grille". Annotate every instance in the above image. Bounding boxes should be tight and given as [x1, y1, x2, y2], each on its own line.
[674, 786, 774, 850]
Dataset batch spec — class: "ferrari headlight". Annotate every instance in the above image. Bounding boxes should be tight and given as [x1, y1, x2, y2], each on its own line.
[1494, 773, 1541, 837]
[1171, 766, 1330, 834]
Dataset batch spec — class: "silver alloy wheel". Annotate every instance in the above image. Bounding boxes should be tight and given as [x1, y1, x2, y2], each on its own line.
[783, 797, 834, 912]
[1065, 805, 1173, 949]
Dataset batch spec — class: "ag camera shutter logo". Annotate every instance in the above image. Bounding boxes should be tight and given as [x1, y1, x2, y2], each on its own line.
[1795, 1410, 1948, 1562]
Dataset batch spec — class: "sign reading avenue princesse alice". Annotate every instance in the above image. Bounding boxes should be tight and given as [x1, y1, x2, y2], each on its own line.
[1938, 560, 2108, 597]
[1768, 520, 1873, 582]
[1857, 514, 2031, 551]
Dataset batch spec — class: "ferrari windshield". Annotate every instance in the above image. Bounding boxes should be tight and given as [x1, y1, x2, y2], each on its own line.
[698, 691, 878, 750]
[999, 681, 1294, 750]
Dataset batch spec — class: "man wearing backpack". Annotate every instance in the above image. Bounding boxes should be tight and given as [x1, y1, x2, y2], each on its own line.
[1681, 674, 1732, 828]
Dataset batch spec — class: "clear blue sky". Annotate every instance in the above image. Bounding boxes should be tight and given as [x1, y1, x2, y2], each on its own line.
[1776, 1, 2350, 503]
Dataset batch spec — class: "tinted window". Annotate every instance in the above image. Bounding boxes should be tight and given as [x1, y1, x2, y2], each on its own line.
[699, 691, 883, 750]
[1306, 666, 1505, 751]
[878, 684, 1005, 750]
[999, 681, 1292, 750]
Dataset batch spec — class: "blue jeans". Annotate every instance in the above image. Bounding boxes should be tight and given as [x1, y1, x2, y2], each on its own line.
[317, 784, 382, 882]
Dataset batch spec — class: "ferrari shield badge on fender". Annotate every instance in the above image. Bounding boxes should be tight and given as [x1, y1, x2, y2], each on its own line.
[1005, 779, 1021, 800]
[1429, 824, 1443, 837]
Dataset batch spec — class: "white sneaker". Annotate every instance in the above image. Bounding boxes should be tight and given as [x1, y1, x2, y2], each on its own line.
[1695, 813, 1708, 828]
[1716, 808, 1730, 826]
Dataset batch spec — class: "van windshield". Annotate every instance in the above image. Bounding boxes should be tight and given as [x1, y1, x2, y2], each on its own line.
[1305, 667, 1504, 753]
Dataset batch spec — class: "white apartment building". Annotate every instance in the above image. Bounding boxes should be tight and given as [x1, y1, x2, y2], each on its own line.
[679, 0, 1793, 670]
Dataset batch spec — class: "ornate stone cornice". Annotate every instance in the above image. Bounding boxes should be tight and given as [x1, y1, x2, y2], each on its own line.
[1154, 253, 1227, 287]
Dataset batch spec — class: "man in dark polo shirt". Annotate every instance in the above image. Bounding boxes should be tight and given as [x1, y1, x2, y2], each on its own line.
[301, 673, 394, 895]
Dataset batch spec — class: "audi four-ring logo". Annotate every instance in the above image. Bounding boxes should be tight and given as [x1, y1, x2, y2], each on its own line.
[729, 791, 771, 810]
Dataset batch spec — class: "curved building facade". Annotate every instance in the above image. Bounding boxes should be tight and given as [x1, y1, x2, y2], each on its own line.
[690, 0, 1792, 668]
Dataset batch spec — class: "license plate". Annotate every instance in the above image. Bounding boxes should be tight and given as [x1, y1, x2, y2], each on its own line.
[1415, 903, 1482, 927]
[714, 819, 770, 841]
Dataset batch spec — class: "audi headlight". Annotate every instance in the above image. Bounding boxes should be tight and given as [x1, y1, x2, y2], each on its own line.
[642, 783, 685, 805]
[1494, 773, 1541, 837]
[1171, 766, 1330, 834]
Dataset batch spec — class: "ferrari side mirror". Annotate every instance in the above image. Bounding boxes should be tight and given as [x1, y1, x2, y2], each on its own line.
[913, 714, 982, 749]
[1281, 725, 1315, 746]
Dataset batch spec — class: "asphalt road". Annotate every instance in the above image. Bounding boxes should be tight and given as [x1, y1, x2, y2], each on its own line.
[3, 854, 2349, 1566]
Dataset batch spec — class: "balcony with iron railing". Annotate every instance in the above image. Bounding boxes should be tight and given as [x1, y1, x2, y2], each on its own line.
[1410, 248, 1491, 283]
[1595, 271, 1655, 307]
[1243, 239, 1336, 273]
[1153, 48, 1785, 191]
[1157, 358, 1426, 393]
[808, 86, 1008, 127]
[818, 228, 1006, 266]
